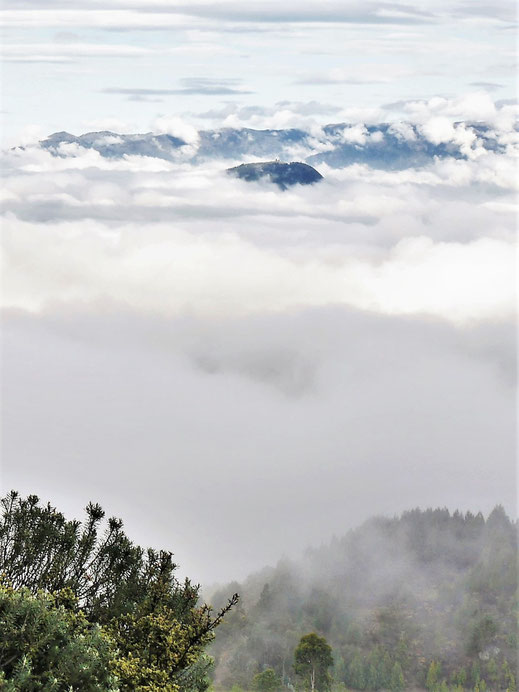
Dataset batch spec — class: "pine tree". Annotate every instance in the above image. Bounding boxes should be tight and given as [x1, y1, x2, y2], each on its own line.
[390, 661, 405, 692]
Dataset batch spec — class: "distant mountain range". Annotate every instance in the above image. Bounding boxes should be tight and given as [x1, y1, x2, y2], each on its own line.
[36, 122, 508, 171]
[227, 161, 323, 189]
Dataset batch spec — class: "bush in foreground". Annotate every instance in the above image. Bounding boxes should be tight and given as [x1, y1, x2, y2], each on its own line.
[0, 491, 237, 691]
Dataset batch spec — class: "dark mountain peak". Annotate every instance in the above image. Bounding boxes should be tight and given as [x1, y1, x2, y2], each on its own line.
[227, 160, 323, 189]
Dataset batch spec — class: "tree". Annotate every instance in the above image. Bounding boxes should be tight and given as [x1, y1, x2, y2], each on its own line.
[347, 652, 366, 690]
[0, 491, 238, 691]
[451, 667, 467, 687]
[294, 633, 333, 691]
[252, 667, 282, 691]
[107, 586, 237, 691]
[502, 660, 517, 692]
[390, 662, 405, 692]
[0, 491, 183, 623]
[0, 583, 117, 690]
[426, 661, 441, 691]
[467, 617, 498, 657]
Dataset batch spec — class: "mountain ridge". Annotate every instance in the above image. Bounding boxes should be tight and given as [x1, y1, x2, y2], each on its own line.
[34, 121, 512, 171]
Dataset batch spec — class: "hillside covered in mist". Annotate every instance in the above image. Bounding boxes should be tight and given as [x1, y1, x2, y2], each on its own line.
[208, 507, 517, 690]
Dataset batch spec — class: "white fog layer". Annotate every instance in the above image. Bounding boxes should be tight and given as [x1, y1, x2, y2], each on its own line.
[1, 96, 516, 582]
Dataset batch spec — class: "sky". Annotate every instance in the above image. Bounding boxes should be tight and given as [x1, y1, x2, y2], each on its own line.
[1, 0, 517, 141]
[0, 0, 517, 585]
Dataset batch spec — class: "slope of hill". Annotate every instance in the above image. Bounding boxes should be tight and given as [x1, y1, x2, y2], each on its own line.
[207, 507, 517, 690]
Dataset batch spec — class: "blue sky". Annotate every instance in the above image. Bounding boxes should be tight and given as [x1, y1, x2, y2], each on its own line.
[1, 0, 516, 141]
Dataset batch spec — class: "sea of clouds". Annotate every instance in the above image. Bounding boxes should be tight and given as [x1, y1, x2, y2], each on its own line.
[1, 94, 516, 581]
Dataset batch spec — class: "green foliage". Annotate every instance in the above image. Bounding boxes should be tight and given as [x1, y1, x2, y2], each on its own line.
[0, 491, 238, 691]
[389, 662, 405, 692]
[294, 633, 333, 691]
[471, 661, 481, 686]
[426, 661, 441, 691]
[208, 507, 517, 690]
[451, 667, 467, 687]
[346, 652, 366, 690]
[0, 490, 180, 623]
[175, 654, 215, 692]
[502, 660, 517, 691]
[0, 582, 117, 690]
[107, 594, 234, 691]
[251, 667, 282, 690]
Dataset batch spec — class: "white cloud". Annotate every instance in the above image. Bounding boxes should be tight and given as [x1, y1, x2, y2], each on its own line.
[82, 117, 139, 134]
[388, 122, 417, 141]
[152, 115, 201, 147]
[340, 124, 368, 145]
[0, 9, 197, 29]
[420, 116, 456, 145]
[1, 92, 517, 581]
[1, 42, 153, 61]
[404, 91, 517, 130]
[299, 63, 413, 85]
[2, 194, 514, 323]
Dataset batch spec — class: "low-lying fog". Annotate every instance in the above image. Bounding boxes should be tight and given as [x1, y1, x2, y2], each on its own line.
[1, 96, 516, 582]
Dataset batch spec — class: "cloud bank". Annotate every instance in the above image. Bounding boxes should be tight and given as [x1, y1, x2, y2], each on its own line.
[1, 97, 516, 582]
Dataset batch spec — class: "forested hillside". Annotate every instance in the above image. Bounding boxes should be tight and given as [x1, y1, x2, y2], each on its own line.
[208, 508, 517, 691]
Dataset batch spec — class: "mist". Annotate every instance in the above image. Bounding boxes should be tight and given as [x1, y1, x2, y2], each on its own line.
[1, 97, 517, 584]
[2, 303, 515, 582]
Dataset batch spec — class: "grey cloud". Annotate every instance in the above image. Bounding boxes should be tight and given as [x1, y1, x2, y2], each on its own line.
[102, 79, 254, 97]
[381, 99, 413, 111]
[295, 75, 382, 85]
[155, 2, 434, 24]
[2, 0, 514, 31]
[275, 100, 342, 115]
[4, 57, 78, 64]
[1, 0, 436, 24]
[469, 81, 504, 91]
[1, 305, 515, 582]
[53, 31, 81, 43]
[452, 0, 516, 23]
[127, 94, 164, 103]
[195, 101, 342, 121]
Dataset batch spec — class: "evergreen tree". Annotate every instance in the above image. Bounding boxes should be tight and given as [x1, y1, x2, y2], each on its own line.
[0, 583, 117, 690]
[426, 661, 441, 691]
[294, 633, 334, 691]
[390, 661, 405, 692]
[347, 652, 366, 690]
[0, 491, 238, 691]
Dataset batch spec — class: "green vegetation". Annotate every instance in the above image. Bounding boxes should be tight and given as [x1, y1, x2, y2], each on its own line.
[208, 507, 517, 691]
[294, 633, 333, 691]
[251, 668, 282, 690]
[0, 491, 237, 691]
[1, 494, 516, 691]
[0, 584, 116, 690]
